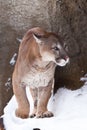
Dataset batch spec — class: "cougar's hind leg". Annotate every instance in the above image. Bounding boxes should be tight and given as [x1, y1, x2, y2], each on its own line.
[29, 87, 38, 118]
[13, 84, 30, 118]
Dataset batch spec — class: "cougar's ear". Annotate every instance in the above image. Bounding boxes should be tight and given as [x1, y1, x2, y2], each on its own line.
[33, 33, 42, 44]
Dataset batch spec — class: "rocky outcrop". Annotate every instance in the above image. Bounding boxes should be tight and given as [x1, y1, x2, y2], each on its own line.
[53, 0, 87, 91]
[0, 0, 87, 115]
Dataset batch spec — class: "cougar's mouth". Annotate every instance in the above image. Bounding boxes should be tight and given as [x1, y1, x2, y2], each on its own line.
[55, 56, 69, 67]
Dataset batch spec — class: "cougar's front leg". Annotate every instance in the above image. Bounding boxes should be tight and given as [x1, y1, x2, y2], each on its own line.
[36, 80, 54, 118]
[29, 87, 38, 118]
[13, 84, 30, 118]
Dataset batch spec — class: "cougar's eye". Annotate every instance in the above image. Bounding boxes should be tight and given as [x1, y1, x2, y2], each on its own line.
[53, 47, 59, 51]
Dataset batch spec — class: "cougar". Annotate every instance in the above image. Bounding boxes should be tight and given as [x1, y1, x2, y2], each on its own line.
[12, 27, 69, 118]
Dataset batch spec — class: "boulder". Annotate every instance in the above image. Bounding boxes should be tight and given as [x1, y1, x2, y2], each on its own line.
[0, 0, 87, 115]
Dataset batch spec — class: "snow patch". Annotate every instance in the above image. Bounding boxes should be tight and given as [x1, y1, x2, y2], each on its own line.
[5, 78, 11, 90]
[16, 38, 22, 43]
[10, 53, 17, 66]
[3, 82, 87, 130]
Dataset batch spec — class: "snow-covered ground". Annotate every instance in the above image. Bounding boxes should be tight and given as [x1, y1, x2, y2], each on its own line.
[3, 76, 87, 130]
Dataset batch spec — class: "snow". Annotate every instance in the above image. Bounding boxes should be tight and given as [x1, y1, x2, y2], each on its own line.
[9, 53, 17, 66]
[5, 78, 11, 90]
[16, 38, 22, 43]
[3, 78, 87, 130]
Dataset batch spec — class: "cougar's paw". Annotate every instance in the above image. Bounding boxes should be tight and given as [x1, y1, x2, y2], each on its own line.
[15, 109, 29, 119]
[43, 111, 54, 117]
[29, 109, 37, 118]
[30, 113, 36, 118]
[36, 111, 54, 118]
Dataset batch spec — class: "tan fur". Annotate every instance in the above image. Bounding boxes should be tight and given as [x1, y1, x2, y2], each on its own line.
[12, 27, 69, 118]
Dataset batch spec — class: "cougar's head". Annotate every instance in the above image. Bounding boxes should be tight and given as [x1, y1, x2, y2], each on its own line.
[32, 27, 69, 67]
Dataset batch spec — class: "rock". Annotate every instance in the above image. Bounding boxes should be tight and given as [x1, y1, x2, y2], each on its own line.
[53, 0, 87, 91]
[33, 128, 40, 130]
[0, 117, 5, 130]
[0, 0, 87, 115]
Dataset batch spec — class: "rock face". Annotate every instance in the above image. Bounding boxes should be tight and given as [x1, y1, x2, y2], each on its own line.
[52, 0, 87, 92]
[0, 0, 87, 115]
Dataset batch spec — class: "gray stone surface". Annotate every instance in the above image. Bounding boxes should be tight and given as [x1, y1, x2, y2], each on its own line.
[0, 0, 87, 115]
[0, 0, 51, 31]
[54, 0, 87, 91]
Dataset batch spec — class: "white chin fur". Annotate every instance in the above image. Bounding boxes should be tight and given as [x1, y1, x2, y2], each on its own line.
[56, 58, 69, 67]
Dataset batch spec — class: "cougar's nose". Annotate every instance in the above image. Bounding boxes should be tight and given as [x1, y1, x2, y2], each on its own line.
[64, 55, 69, 61]
[60, 54, 69, 61]
[61, 54, 69, 64]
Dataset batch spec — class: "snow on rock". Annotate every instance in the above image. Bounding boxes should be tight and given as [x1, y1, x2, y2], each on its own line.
[9, 53, 17, 66]
[3, 83, 87, 130]
[16, 38, 22, 43]
[5, 78, 11, 90]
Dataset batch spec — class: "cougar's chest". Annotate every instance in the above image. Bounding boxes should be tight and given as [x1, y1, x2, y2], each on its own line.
[21, 65, 55, 88]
